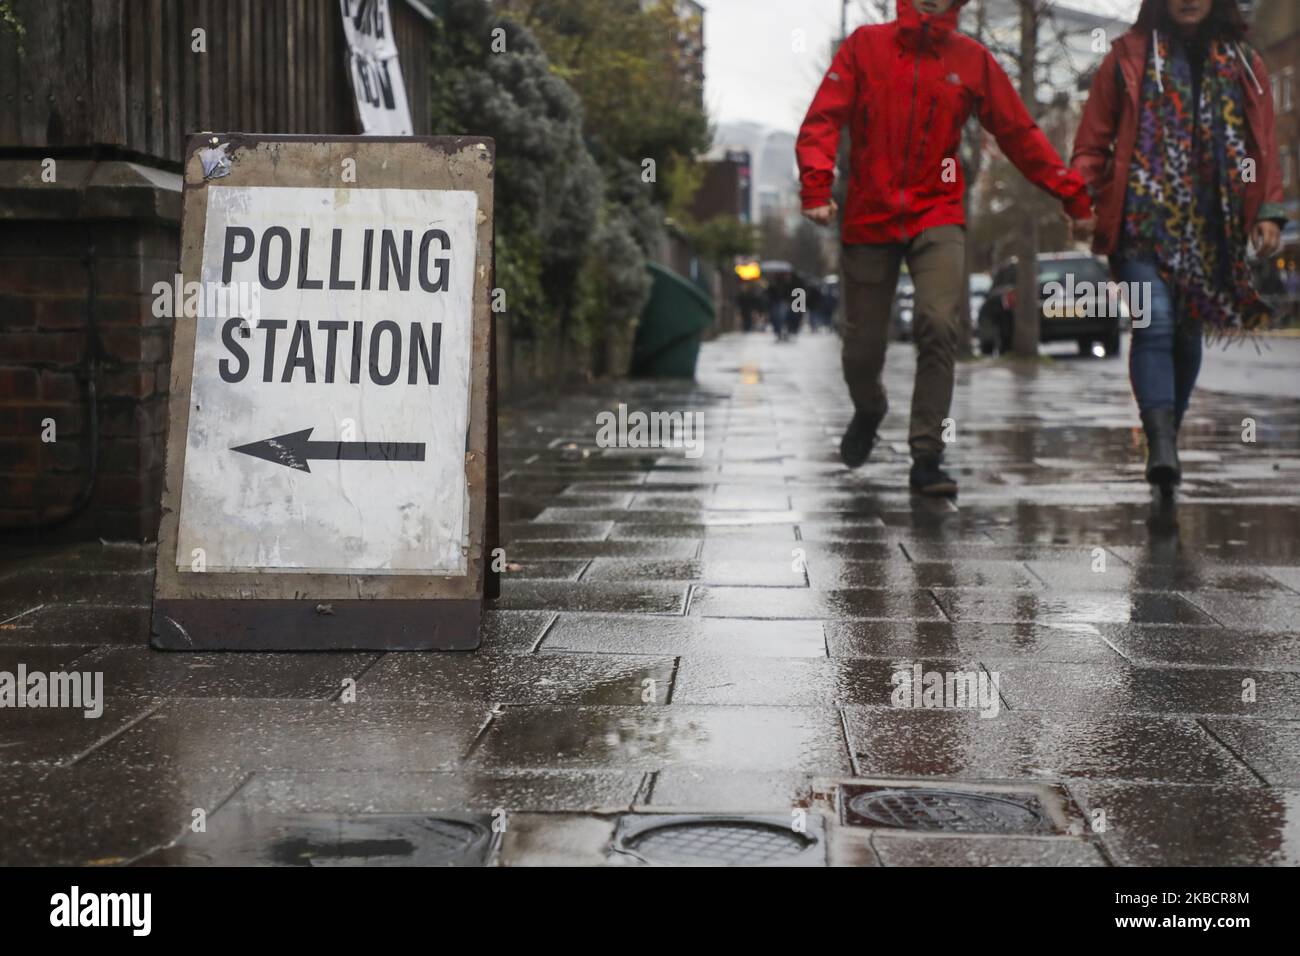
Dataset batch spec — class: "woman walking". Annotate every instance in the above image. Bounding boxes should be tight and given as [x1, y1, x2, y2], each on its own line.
[1071, 0, 1285, 495]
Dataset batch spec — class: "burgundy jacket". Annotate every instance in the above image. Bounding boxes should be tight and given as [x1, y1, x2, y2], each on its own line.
[1071, 29, 1287, 256]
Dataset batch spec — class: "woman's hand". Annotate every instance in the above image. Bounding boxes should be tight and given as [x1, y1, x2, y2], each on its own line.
[1070, 216, 1097, 242]
[1251, 221, 1282, 258]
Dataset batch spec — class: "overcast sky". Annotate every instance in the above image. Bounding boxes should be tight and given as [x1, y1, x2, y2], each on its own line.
[702, 0, 1143, 135]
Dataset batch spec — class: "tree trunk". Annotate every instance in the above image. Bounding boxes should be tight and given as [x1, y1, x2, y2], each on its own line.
[1011, 0, 1041, 358]
[959, 0, 990, 359]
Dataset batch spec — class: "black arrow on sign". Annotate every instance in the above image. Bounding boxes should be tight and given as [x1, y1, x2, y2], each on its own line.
[231, 428, 426, 473]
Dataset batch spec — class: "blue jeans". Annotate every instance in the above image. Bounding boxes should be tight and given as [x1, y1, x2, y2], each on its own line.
[1115, 258, 1202, 418]
[771, 302, 796, 338]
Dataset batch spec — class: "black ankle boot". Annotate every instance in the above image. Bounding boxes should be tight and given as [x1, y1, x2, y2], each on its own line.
[1140, 407, 1180, 493]
[840, 409, 884, 469]
[909, 457, 958, 497]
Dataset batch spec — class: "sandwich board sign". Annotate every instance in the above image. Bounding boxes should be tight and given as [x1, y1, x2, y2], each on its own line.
[152, 134, 495, 650]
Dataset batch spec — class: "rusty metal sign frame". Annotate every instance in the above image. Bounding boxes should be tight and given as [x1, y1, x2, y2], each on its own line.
[151, 133, 495, 650]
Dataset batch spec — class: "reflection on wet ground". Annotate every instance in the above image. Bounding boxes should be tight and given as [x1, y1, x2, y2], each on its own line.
[3, 332, 1300, 865]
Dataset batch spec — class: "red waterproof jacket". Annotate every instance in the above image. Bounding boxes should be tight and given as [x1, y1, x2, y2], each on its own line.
[796, 0, 1092, 245]
[1071, 28, 1287, 256]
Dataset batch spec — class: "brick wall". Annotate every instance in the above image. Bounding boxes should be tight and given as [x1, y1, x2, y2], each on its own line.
[0, 160, 181, 544]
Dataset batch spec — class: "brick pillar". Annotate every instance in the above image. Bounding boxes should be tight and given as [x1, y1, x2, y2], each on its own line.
[0, 159, 181, 544]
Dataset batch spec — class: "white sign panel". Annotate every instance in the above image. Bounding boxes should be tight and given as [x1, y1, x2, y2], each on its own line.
[340, 0, 413, 135]
[175, 185, 479, 575]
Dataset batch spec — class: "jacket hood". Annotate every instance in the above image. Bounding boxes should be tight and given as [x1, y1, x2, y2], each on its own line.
[896, 0, 966, 53]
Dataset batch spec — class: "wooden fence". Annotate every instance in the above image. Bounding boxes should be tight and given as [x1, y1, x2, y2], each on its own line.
[0, 0, 435, 163]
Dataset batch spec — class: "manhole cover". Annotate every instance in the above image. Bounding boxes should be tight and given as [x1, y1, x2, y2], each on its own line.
[613, 814, 823, 866]
[843, 788, 1053, 834]
[140, 813, 500, 867]
[265, 815, 493, 867]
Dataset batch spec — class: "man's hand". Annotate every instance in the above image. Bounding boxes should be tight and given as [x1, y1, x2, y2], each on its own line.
[1070, 216, 1096, 242]
[1252, 221, 1281, 258]
[802, 200, 838, 226]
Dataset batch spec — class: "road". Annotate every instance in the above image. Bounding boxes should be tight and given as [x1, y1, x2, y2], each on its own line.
[1040, 333, 1300, 401]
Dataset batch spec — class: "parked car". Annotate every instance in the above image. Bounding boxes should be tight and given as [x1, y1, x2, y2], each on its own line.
[977, 253, 1123, 358]
[890, 273, 915, 341]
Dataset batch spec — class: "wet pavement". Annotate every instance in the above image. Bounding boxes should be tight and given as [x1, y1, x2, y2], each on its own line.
[3, 329, 1300, 866]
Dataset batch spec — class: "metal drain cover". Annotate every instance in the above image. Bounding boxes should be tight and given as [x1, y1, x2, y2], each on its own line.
[613, 814, 824, 867]
[143, 813, 499, 866]
[264, 814, 496, 866]
[843, 787, 1055, 835]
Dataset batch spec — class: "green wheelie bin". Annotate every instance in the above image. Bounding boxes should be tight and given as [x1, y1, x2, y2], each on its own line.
[630, 262, 716, 379]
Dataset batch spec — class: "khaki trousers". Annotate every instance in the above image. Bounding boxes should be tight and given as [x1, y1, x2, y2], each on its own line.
[839, 224, 967, 460]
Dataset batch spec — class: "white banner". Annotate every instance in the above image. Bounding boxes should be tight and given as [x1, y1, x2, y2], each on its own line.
[339, 0, 413, 135]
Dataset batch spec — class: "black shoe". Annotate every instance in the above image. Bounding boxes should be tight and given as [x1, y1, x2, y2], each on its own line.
[909, 458, 958, 497]
[1141, 407, 1181, 495]
[840, 411, 882, 469]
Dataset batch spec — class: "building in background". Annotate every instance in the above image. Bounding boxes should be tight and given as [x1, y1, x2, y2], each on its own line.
[725, 148, 752, 223]
[690, 153, 747, 222]
[713, 121, 799, 229]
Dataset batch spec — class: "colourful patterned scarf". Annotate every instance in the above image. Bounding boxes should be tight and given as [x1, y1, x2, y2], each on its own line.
[1121, 32, 1269, 333]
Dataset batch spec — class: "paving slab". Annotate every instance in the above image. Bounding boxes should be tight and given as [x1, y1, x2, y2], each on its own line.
[0, 763, 246, 865]
[491, 581, 689, 614]
[1097, 622, 1300, 670]
[1069, 781, 1300, 866]
[868, 833, 1109, 866]
[645, 769, 817, 811]
[993, 662, 1300, 717]
[842, 707, 1258, 784]
[223, 768, 645, 814]
[1201, 718, 1300, 786]
[825, 619, 1119, 663]
[356, 652, 676, 705]
[470, 705, 851, 773]
[690, 586, 945, 620]
[75, 699, 491, 774]
[930, 588, 1218, 626]
[539, 613, 826, 657]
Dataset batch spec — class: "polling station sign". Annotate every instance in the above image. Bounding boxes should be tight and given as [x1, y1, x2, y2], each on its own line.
[153, 135, 495, 650]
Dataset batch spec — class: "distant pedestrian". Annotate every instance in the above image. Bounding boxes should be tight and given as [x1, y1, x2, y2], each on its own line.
[807, 280, 831, 331]
[786, 270, 807, 338]
[1071, 0, 1286, 496]
[766, 269, 796, 341]
[1287, 263, 1300, 326]
[736, 279, 764, 332]
[822, 278, 841, 333]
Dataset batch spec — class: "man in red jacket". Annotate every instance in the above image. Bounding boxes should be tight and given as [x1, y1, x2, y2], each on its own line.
[797, 0, 1094, 496]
